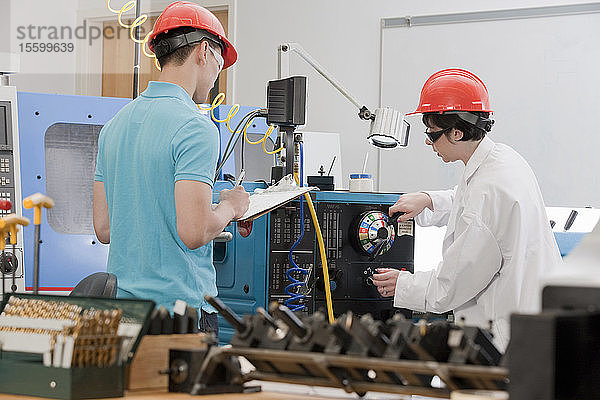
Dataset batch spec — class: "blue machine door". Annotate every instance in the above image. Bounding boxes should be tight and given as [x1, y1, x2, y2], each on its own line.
[18, 92, 130, 290]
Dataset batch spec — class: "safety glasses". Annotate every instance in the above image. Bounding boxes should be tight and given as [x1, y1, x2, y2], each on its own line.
[207, 44, 224, 72]
[425, 126, 452, 143]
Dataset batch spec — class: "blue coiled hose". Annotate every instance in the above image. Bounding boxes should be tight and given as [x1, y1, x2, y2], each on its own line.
[284, 142, 309, 311]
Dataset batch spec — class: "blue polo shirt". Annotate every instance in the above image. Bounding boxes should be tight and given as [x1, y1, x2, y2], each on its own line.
[94, 81, 218, 312]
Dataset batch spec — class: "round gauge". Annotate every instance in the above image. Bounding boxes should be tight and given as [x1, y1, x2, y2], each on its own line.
[352, 210, 396, 256]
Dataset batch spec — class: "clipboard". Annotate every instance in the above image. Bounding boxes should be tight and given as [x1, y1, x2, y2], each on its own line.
[235, 175, 318, 222]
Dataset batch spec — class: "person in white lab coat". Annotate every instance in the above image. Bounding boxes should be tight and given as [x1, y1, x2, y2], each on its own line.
[371, 69, 562, 350]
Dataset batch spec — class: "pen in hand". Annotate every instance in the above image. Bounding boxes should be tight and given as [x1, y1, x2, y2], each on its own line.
[234, 169, 246, 188]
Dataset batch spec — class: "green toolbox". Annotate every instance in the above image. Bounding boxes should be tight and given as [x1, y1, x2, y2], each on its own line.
[0, 293, 155, 399]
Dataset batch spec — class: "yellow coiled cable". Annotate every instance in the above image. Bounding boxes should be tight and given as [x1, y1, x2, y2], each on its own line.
[198, 93, 284, 154]
[107, 0, 160, 70]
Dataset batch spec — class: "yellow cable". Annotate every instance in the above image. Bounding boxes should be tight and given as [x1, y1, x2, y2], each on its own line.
[107, 0, 125, 14]
[307, 193, 335, 323]
[262, 139, 285, 155]
[143, 31, 155, 58]
[209, 94, 228, 120]
[241, 114, 281, 153]
[261, 128, 284, 154]
[115, 1, 135, 28]
[129, 18, 150, 44]
[200, 94, 241, 135]
[244, 118, 269, 145]
[196, 93, 281, 156]
[225, 105, 241, 132]
[107, 0, 157, 67]
[293, 174, 334, 323]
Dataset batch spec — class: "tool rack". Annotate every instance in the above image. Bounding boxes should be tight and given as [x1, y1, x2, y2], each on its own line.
[193, 346, 508, 398]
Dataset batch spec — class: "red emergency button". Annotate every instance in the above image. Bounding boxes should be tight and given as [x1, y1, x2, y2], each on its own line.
[238, 220, 253, 238]
[0, 200, 12, 210]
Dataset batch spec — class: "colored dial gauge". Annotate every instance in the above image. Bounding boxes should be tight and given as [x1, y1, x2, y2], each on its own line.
[354, 210, 396, 256]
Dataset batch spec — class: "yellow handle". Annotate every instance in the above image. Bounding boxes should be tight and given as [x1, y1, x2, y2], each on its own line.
[0, 214, 31, 245]
[23, 193, 54, 225]
[0, 230, 7, 251]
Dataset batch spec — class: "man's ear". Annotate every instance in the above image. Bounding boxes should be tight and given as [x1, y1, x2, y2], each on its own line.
[453, 129, 464, 141]
[194, 41, 208, 66]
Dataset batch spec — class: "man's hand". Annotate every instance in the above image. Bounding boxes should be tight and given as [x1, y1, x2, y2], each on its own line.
[371, 268, 400, 297]
[219, 186, 250, 220]
[175, 181, 249, 250]
[389, 192, 433, 222]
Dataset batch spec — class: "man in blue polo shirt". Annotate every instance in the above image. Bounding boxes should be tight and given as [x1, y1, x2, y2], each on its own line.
[93, 2, 249, 333]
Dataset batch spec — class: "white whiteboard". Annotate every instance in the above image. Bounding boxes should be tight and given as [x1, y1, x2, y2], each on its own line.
[380, 7, 600, 207]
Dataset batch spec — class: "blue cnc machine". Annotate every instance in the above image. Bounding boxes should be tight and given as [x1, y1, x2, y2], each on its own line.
[15, 92, 416, 344]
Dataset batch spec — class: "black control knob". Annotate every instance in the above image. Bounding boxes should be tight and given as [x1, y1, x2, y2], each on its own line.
[363, 266, 376, 287]
[315, 268, 340, 292]
[0, 252, 17, 275]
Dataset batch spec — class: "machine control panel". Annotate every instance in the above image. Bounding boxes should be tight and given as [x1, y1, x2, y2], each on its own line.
[0, 154, 15, 216]
[268, 202, 315, 314]
[270, 205, 312, 249]
[268, 197, 414, 321]
[314, 202, 414, 320]
[0, 190, 13, 215]
[0, 95, 24, 291]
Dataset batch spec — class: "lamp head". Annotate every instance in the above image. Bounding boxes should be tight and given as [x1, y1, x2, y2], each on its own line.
[367, 107, 410, 149]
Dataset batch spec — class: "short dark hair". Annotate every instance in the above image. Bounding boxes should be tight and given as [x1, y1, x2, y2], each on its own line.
[423, 111, 491, 141]
[154, 27, 222, 68]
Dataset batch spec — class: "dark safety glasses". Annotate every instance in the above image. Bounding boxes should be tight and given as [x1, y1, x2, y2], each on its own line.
[425, 126, 452, 143]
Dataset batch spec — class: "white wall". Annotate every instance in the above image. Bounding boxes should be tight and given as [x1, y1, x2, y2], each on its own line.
[378, 10, 600, 207]
[233, 0, 598, 205]
[0, 1, 10, 53]
[8, 0, 79, 94]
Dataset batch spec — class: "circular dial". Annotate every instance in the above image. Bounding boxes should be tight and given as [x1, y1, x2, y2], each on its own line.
[354, 210, 396, 256]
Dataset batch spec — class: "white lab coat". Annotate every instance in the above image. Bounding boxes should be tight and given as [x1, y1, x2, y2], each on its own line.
[393, 136, 562, 351]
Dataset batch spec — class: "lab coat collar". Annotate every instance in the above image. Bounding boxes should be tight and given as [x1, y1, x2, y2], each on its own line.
[463, 136, 495, 184]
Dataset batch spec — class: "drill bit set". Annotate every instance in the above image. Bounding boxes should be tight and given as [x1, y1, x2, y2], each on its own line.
[183, 295, 508, 397]
[0, 294, 155, 400]
[0, 297, 123, 368]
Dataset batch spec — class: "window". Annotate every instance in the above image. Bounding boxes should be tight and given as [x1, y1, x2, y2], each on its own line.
[45, 123, 102, 234]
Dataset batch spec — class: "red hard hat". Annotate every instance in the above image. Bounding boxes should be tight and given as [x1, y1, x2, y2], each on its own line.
[408, 69, 492, 115]
[148, 1, 237, 69]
